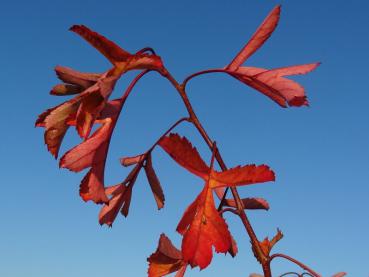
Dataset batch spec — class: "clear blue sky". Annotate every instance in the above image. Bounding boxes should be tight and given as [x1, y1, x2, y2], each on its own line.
[1, 0, 368, 276]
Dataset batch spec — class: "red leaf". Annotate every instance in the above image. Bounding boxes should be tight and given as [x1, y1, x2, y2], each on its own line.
[120, 153, 146, 167]
[228, 234, 238, 257]
[70, 25, 131, 65]
[69, 25, 164, 74]
[60, 118, 113, 172]
[177, 185, 232, 269]
[331, 273, 347, 277]
[50, 84, 84, 96]
[99, 163, 141, 225]
[159, 133, 210, 179]
[232, 63, 320, 107]
[79, 164, 108, 204]
[74, 71, 119, 138]
[60, 118, 113, 203]
[59, 98, 122, 204]
[210, 164, 275, 188]
[36, 69, 119, 158]
[147, 234, 187, 277]
[98, 184, 131, 226]
[225, 197, 270, 210]
[54, 65, 101, 88]
[75, 89, 106, 138]
[159, 134, 276, 267]
[144, 154, 165, 210]
[227, 5, 281, 71]
[257, 63, 320, 77]
[35, 98, 81, 158]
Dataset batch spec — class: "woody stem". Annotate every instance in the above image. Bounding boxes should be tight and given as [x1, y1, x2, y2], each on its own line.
[161, 67, 271, 276]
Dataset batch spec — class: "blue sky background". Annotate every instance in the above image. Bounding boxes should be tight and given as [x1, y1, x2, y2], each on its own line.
[1, 0, 368, 276]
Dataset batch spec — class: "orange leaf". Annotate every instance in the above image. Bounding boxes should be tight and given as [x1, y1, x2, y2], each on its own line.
[227, 5, 281, 71]
[178, 185, 232, 269]
[70, 25, 131, 65]
[259, 228, 283, 256]
[147, 234, 187, 277]
[144, 154, 165, 210]
[210, 164, 275, 188]
[159, 133, 210, 179]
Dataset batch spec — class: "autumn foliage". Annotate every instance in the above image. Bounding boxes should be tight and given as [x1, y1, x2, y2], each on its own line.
[36, 5, 344, 277]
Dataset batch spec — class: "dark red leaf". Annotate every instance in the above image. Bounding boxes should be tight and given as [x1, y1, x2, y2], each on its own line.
[144, 154, 165, 210]
[54, 65, 101, 88]
[50, 84, 84, 96]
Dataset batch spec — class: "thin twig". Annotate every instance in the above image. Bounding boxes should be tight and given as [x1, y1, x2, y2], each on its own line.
[219, 208, 239, 216]
[270, 253, 321, 277]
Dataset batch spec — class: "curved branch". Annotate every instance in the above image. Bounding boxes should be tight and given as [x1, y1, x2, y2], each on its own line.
[279, 272, 301, 277]
[135, 47, 156, 55]
[219, 207, 239, 216]
[182, 68, 229, 90]
[270, 253, 321, 277]
[147, 117, 190, 153]
[121, 69, 151, 101]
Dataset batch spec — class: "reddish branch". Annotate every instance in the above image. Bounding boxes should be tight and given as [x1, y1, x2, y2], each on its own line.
[270, 253, 321, 277]
[37, 5, 324, 276]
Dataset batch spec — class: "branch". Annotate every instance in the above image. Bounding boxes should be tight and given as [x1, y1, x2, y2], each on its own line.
[182, 68, 229, 89]
[161, 67, 272, 276]
[270, 253, 321, 277]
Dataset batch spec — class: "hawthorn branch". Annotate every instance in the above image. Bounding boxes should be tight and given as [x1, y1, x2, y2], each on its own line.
[161, 67, 272, 276]
[147, 117, 190, 153]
